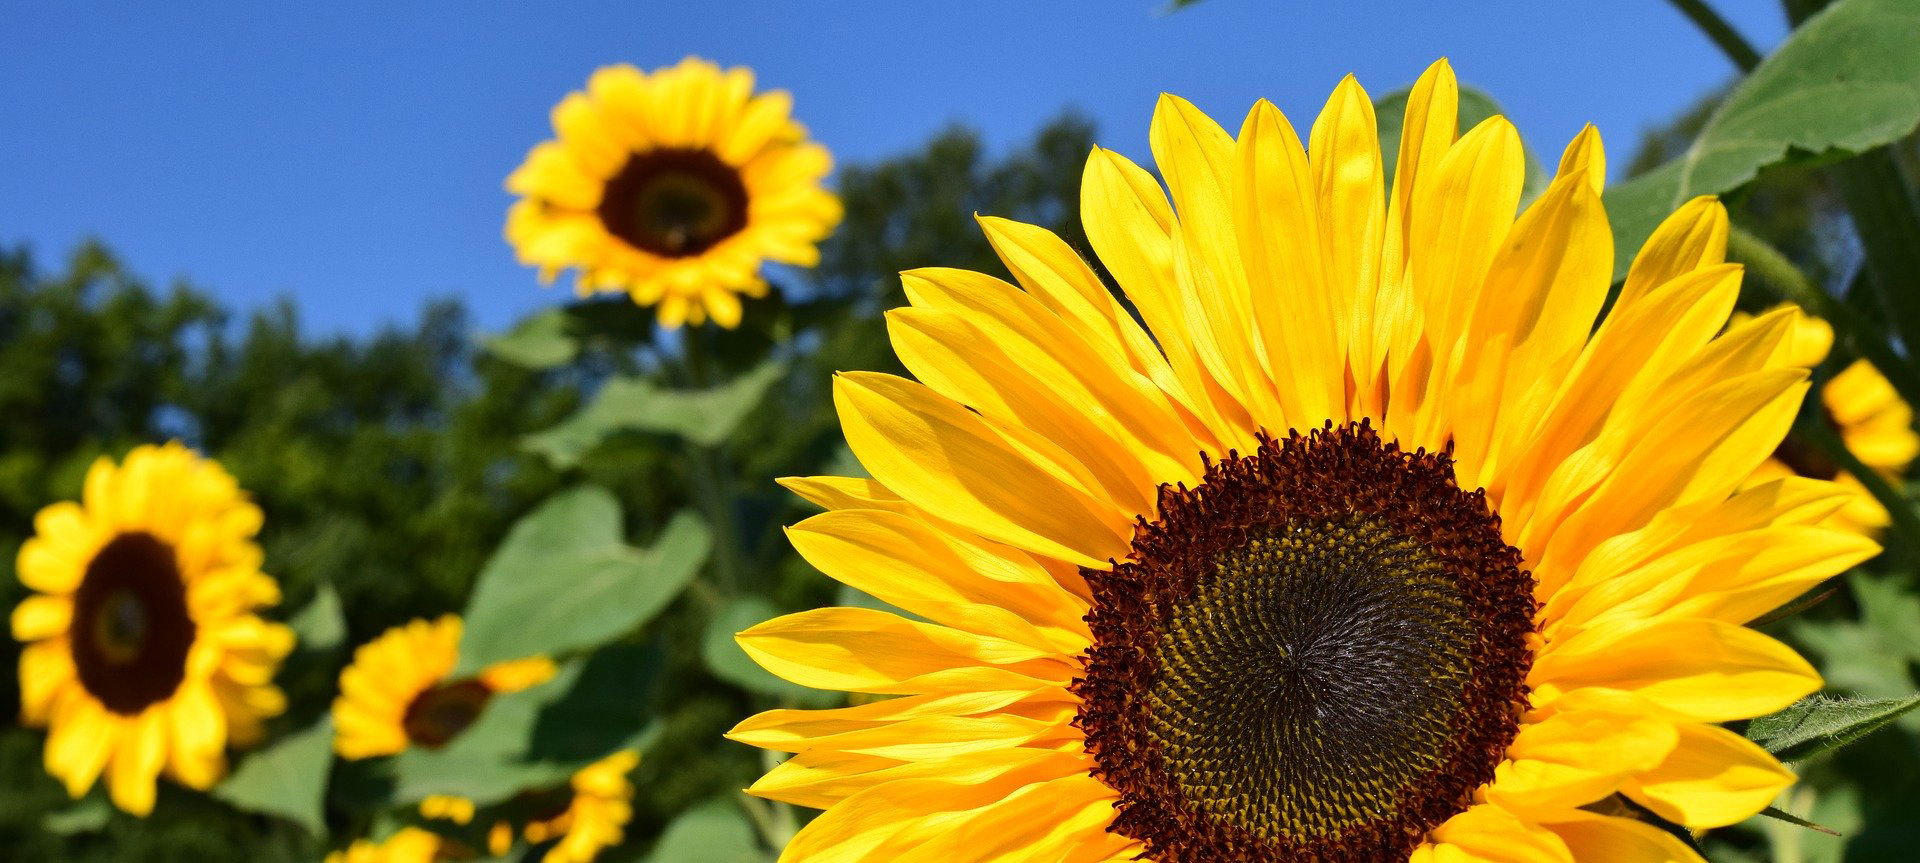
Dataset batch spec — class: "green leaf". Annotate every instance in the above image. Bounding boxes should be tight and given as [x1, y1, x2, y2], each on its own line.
[1758, 805, 1841, 836]
[457, 487, 710, 675]
[287, 581, 345, 654]
[524, 360, 786, 468]
[41, 795, 112, 835]
[480, 308, 577, 369]
[701, 596, 835, 705]
[1375, 82, 1549, 205]
[646, 798, 770, 863]
[1745, 694, 1920, 762]
[1605, 0, 1920, 278]
[390, 664, 582, 806]
[211, 715, 334, 836]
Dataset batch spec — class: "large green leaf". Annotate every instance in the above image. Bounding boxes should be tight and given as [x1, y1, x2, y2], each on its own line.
[457, 487, 710, 675]
[646, 798, 770, 863]
[701, 596, 835, 705]
[1746, 694, 1920, 762]
[524, 359, 787, 468]
[480, 308, 577, 369]
[1374, 82, 1549, 205]
[212, 715, 334, 836]
[1605, 0, 1920, 278]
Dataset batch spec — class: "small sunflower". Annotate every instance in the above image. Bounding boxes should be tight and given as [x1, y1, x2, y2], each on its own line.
[11, 442, 294, 815]
[1741, 304, 1918, 535]
[521, 749, 641, 863]
[731, 61, 1880, 863]
[325, 826, 449, 863]
[506, 56, 842, 329]
[331, 614, 555, 759]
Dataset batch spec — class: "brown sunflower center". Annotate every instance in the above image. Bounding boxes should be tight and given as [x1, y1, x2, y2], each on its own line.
[403, 679, 494, 748]
[597, 147, 750, 258]
[71, 531, 197, 715]
[1073, 422, 1536, 863]
[1773, 405, 1842, 481]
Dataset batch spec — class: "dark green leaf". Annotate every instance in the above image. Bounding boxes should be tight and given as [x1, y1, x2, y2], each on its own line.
[524, 360, 787, 468]
[1375, 82, 1549, 205]
[1606, 0, 1920, 278]
[211, 715, 334, 836]
[457, 487, 710, 674]
[480, 308, 577, 369]
[646, 798, 769, 863]
[701, 597, 835, 705]
[1746, 694, 1920, 761]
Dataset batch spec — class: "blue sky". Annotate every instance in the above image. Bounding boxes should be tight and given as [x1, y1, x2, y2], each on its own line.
[1, 1, 1786, 336]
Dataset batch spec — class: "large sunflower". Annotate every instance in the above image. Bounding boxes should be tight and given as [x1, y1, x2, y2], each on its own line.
[506, 56, 842, 329]
[11, 442, 294, 815]
[1741, 305, 1918, 536]
[731, 61, 1881, 863]
[331, 614, 554, 759]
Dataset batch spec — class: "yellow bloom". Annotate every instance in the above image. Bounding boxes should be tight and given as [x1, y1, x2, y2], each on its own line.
[331, 614, 554, 759]
[522, 749, 641, 863]
[1740, 304, 1918, 536]
[11, 443, 294, 816]
[325, 826, 448, 863]
[420, 794, 476, 825]
[506, 56, 842, 329]
[731, 60, 1877, 863]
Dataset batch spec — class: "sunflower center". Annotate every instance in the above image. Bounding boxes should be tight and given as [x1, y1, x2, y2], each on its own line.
[597, 148, 750, 258]
[71, 531, 196, 715]
[1074, 422, 1536, 863]
[403, 679, 494, 748]
[1773, 405, 1842, 481]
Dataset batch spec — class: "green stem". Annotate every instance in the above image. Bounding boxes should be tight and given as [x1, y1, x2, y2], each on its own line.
[683, 330, 745, 593]
[1726, 226, 1920, 410]
[1666, 0, 1763, 72]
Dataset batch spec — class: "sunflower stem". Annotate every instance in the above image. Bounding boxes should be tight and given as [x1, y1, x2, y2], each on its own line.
[683, 329, 745, 594]
[1666, 0, 1763, 72]
[1725, 227, 1920, 410]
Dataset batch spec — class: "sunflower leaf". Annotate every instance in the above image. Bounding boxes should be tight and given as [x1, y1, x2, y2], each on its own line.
[1758, 805, 1842, 836]
[523, 359, 786, 468]
[286, 581, 345, 654]
[1745, 693, 1920, 762]
[457, 487, 710, 675]
[646, 797, 770, 863]
[211, 715, 334, 836]
[1605, 0, 1920, 279]
[480, 307, 577, 369]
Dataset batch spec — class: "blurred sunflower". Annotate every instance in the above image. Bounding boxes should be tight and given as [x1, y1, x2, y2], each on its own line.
[1741, 304, 1918, 535]
[506, 56, 842, 329]
[731, 60, 1879, 863]
[521, 749, 641, 863]
[11, 442, 294, 815]
[324, 826, 448, 863]
[331, 614, 554, 758]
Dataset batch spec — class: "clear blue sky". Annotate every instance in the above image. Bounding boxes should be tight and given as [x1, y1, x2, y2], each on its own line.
[1, 1, 1786, 336]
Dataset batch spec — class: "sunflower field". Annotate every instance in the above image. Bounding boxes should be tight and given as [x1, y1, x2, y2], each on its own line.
[5, 2, 1920, 862]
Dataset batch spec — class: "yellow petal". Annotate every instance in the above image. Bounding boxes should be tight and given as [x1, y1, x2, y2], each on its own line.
[1531, 618, 1818, 722]
[107, 708, 168, 816]
[46, 693, 115, 798]
[11, 595, 73, 642]
[1545, 812, 1706, 863]
[165, 682, 227, 789]
[1624, 723, 1795, 828]
[1617, 196, 1728, 310]
[1424, 802, 1572, 863]
[1486, 711, 1677, 815]
[736, 607, 1073, 695]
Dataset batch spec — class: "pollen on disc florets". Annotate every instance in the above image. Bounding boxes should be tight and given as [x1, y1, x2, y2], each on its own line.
[1072, 421, 1537, 863]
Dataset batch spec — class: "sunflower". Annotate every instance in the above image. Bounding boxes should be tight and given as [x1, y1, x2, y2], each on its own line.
[506, 56, 842, 329]
[730, 60, 1881, 863]
[331, 614, 555, 759]
[1740, 304, 1919, 536]
[11, 442, 294, 816]
[324, 827, 449, 863]
[520, 749, 642, 863]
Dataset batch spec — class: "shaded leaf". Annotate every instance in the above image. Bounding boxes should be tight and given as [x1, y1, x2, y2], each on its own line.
[701, 597, 835, 705]
[211, 715, 334, 836]
[646, 797, 769, 863]
[1759, 805, 1841, 836]
[41, 796, 111, 835]
[286, 581, 345, 654]
[457, 487, 710, 675]
[1746, 694, 1920, 762]
[481, 308, 577, 369]
[524, 360, 787, 468]
[1606, 0, 1920, 278]
[1374, 82, 1549, 204]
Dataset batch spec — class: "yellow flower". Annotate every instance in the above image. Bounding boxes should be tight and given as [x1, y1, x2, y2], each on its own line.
[11, 443, 294, 816]
[730, 60, 1878, 863]
[522, 749, 641, 863]
[330, 614, 555, 759]
[325, 826, 448, 863]
[506, 56, 842, 329]
[1740, 304, 1918, 536]
[420, 794, 476, 825]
